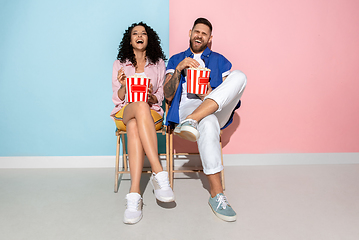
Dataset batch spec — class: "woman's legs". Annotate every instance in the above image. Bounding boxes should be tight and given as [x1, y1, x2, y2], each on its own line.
[123, 102, 163, 193]
[126, 119, 145, 194]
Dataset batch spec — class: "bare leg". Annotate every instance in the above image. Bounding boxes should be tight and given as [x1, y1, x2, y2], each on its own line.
[186, 98, 218, 123]
[123, 102, 163, 175]
[126, 119, 145, 194]
[207, 172, 223, 197]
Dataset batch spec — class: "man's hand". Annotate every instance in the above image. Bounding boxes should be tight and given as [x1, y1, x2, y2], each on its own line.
[175, 57, 200, 72]
[196, 75, 227, 100]
[164, 58, 201, 101]
[196, 82, 212, 100]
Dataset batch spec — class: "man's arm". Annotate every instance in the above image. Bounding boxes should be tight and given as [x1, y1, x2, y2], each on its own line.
[164, 57, 200, 101]
[164, 70, 181, 101]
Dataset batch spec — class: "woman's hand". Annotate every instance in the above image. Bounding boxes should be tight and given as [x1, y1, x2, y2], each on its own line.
[117, 68, 126, 86]
[147, 83, 157, 105]
[117, 68, 127, 100]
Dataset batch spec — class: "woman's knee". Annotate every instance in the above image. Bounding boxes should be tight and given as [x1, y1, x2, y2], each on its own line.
[136, 102, 152, 118]
[132, 101, 149, 110]
[123, 102, 151, 123]
[126, 119, 140, 137]
[126, 119, 137, 130]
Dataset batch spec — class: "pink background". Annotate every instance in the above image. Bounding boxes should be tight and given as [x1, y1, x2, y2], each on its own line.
[169, 0, 359, 154]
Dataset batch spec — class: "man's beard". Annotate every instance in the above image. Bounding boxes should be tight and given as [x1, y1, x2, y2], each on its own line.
[189, 38, 207, 53]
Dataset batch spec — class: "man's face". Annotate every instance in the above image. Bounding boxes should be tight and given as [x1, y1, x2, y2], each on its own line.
[189, 23, 213, 54]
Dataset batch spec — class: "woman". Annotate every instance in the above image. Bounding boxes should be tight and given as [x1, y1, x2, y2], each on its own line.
[111, 22, 174, 224]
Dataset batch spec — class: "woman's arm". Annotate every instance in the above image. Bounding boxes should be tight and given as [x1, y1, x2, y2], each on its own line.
[112, 60, 127, 108]
[149, 59, 165, 105]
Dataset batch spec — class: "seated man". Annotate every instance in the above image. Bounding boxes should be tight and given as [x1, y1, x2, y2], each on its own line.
[164, 17, 247, 222]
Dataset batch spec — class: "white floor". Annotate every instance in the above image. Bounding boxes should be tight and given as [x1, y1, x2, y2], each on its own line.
[1, 164, 359, 240]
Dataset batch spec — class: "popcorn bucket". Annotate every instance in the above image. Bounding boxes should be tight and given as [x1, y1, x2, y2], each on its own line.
[186, 68, 211, 94]
[126, 76, 150, 102]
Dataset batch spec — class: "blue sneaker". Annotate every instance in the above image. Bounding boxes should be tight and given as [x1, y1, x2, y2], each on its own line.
[174, 119, 199, 142]
[208, 193, 237, 222]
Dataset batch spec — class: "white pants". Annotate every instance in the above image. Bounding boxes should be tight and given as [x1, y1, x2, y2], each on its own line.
[178, 70, 247, 175]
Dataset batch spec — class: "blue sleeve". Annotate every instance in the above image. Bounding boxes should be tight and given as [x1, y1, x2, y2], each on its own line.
[166, 56, 177, 71]
[219, 55, 232, 74]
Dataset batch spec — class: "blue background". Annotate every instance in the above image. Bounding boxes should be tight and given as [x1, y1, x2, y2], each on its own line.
[0, 0, 169, 156]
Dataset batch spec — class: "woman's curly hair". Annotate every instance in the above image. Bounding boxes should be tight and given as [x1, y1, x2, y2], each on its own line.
[117, 22, 166, 66]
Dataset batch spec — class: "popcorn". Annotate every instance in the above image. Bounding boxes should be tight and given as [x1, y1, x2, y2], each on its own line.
[187, 67, 211, 94]
[128, 74, 148, 78]
[126, 76, 150, 102]
[189, 66, 211, 71]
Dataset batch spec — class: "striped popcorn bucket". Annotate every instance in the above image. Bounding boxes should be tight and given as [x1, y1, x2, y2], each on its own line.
[126, 77, 150, 102]
[186, 68, 211, 94]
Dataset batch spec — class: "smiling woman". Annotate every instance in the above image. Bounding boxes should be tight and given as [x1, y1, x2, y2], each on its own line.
[130, 26, 148, 56]
[117, 22, 166, 70]
[110, 22, 173, 224]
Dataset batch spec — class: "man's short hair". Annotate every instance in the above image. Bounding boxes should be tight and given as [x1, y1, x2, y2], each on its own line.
[192, 18, 212, 32]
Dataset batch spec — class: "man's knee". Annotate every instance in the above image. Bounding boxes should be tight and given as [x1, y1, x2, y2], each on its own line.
[198, 115, 220, 141]
[198, 114, 220, 130]
[228, 70, 247, 87]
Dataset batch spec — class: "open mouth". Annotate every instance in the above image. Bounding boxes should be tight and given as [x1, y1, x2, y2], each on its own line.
[195, 39, 202, 44]
[136, 39, 144, 44]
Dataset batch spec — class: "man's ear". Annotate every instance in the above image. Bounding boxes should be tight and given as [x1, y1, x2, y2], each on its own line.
[189, 29, 192, 38]
[208, 35, 213, 44]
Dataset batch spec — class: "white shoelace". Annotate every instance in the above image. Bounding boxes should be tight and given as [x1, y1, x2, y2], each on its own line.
[216, 195, 229, 210]
[183, 119, 198, 128]
[155, 173, 170, 189]
[126, 196, 140, 211]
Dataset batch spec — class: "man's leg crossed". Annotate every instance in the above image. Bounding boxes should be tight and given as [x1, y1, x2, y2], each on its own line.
[205, 70, 247, 128]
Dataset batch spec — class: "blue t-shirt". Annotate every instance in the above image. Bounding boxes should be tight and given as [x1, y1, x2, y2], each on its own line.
[165, 47, 241, 129]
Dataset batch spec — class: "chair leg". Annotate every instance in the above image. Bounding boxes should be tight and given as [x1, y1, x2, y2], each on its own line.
[166, 131, 170, 173]
[114, 135, 120, 193]
[220, 139, 225, 191]
[169, 133, 174, 189]
[121, 134, 128, 171]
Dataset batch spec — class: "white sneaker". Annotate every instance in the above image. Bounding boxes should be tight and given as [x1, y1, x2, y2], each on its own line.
[174, 119, 200, 142]
[123, 192, 143, 224]
[150, 171, 175, 202]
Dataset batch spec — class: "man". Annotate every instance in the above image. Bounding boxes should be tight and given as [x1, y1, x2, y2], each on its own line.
[164, 17, 247, 222]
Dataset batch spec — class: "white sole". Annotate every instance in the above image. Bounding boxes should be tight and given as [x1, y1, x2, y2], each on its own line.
[154, 192, 175, 202]
[123, 212, 143, 224]
[155, 194, 175, 202]
[174, 125, 199, 142]
[150, 177, 175, 202]
[208, 202, 237, 222]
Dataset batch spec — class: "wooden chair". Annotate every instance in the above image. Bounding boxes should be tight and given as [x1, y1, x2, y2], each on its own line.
[114, 102, 225, 192]
[167, 124, 226, 191]
[114, 117, 170, 193]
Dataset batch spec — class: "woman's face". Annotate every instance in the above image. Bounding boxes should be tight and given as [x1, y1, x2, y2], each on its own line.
[130, 25, 148, 52]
